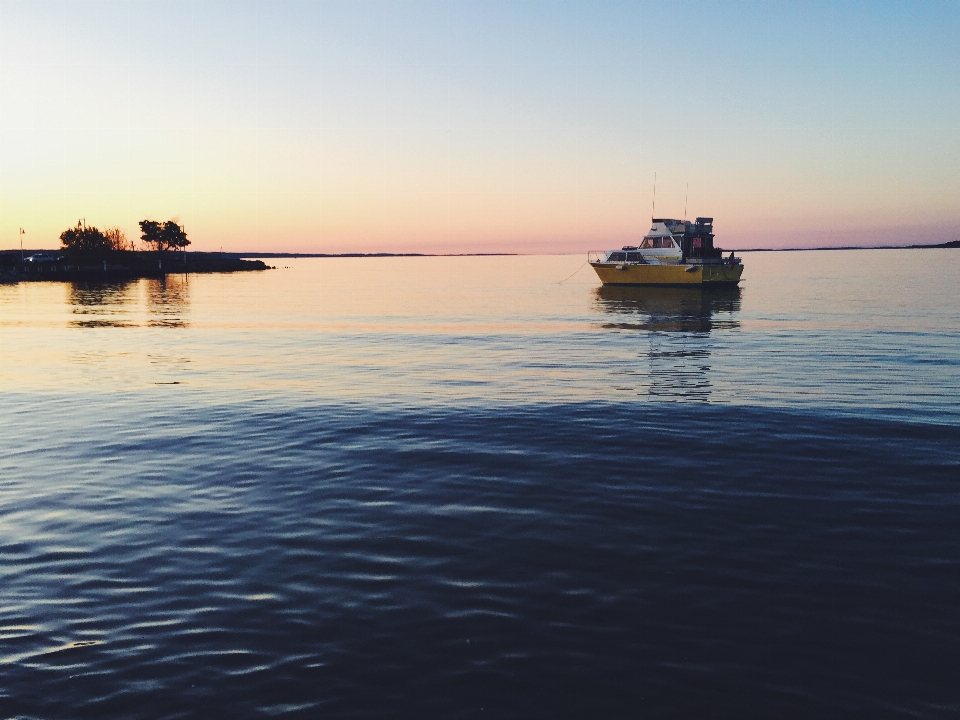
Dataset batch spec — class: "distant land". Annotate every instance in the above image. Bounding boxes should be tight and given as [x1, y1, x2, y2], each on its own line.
[733, 240, 960, 252]
[227, 252, 519, 258]
[163, 243, 960, 258]
[3, 244, 955, 260]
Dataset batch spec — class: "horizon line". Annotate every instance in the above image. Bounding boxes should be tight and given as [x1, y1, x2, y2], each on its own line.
[3, 242, 957, 258]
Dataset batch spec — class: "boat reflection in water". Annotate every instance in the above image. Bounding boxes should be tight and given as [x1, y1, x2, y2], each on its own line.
[593, 285, 742, 401]
[595, 285, 741, 332]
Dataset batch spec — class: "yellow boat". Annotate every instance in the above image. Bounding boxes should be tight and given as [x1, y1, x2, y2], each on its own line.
[590, 217, 743, 287]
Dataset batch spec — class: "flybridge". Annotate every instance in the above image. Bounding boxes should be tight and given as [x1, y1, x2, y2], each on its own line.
[648, 218, 720, 261]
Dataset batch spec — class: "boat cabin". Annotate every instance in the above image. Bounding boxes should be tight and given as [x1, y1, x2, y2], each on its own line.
[599, 217, 726, 265]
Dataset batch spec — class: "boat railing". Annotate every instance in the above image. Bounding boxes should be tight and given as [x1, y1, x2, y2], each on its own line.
[685, 255, 742, 267]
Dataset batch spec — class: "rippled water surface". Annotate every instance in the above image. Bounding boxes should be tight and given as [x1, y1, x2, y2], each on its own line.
[1, 251, 959, 718]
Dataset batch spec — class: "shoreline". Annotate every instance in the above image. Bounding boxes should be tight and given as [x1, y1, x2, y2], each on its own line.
[0, 250, 270, 283]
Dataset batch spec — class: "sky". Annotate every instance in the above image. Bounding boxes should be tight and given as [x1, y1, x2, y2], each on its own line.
[1, 0, 958, 253]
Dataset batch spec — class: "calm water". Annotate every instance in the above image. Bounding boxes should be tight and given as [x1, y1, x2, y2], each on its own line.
[1, 251, 959, 718]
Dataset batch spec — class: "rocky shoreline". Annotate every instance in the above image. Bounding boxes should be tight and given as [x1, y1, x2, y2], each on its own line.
[0, 251, 271, 283]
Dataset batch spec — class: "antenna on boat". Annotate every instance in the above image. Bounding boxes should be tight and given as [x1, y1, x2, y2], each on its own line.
[651, 172, 657, 221]
[684, 183, 689, 220]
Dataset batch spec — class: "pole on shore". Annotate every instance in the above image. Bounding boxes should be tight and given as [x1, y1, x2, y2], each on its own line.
[20, 228, 25, 263]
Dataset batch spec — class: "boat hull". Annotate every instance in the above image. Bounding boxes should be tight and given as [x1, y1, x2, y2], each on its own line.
[590, 262, 743, 287]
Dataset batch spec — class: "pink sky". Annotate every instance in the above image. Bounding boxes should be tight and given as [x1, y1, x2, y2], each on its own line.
[2, 2, 958, 253]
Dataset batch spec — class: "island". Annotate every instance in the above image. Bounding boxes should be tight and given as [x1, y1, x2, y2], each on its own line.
[1, 249, 270, 283]
[1, 219, 271, 282]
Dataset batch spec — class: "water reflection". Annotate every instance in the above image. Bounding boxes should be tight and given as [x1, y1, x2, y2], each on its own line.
[593, 286, 742, 401]
[594, 286, 741, 332]
[68, 281, 137, 327]
[146, 275, 190, 328]
[66, 276, 191, 328]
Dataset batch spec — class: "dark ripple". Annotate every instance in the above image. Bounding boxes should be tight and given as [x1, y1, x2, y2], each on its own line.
[1, 397, 959, 718]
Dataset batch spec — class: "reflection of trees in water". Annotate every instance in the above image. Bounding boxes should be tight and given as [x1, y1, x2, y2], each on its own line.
[593, 286, 742, 401]
[67, 276, 191, 327]
[68, 281, 137, 327]
[146, 275, 190, 327]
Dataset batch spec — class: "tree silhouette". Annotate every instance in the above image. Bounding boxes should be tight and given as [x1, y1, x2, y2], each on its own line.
[139, 220, 164, 252]
[161, 221, 190, 252]
[104, 227, 131, 251]
[60, 221, 112, 258]
[140, 219, 189, 253]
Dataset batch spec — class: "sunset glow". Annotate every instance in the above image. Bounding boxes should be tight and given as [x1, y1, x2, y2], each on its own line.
[2, 1, 958, 253]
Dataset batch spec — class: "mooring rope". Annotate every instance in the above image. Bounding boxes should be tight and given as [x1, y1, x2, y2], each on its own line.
[557, 259, 589, 284]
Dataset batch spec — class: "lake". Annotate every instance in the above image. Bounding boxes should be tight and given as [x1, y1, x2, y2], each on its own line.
[1, 250, 959, 718]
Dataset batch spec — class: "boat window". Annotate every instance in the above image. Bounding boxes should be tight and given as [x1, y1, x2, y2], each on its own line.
[625, 252, 639, 262]
[640, 238, 654, 249]
[610, 252, 626, 262]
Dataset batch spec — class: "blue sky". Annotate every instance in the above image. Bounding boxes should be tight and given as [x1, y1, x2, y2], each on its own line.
[1, 1, 958, 252]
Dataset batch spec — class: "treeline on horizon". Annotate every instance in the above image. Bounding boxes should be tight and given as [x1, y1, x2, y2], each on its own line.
[58, 219, 189, 260]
